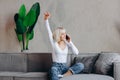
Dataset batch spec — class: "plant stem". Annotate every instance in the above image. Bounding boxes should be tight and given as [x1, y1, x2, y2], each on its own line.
[22, 34, 25, 51]
[26, 38, 29, 50]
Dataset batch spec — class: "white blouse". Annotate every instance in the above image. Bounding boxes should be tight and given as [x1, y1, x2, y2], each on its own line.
[45, 19, 79, 63]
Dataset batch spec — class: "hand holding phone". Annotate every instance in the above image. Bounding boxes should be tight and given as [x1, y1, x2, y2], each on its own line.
[66, 34, 70, 42]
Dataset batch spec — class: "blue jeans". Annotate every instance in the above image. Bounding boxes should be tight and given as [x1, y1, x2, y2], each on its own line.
[49, 62, 84, 80]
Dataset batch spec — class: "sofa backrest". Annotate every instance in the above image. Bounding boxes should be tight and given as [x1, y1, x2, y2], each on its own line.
[0, 53, 27, 72]
[27, 53, 52, 72]
[0, 53, 52, 72]
[71, 53, 99, 63]
[0, 53, 99, 72]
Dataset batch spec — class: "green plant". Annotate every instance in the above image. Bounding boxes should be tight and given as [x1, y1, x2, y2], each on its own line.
[14, 2, 40, 52]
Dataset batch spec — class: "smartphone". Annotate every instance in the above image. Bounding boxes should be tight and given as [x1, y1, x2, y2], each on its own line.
[66, 34, 69, 40]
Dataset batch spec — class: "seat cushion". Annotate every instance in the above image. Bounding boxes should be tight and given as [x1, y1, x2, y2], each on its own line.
[0, 72, 48, 80]
[14, 72, 48, 80]
[60, 74, 114, 80]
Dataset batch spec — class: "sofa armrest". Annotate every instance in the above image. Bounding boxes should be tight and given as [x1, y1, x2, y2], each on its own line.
[114, 62, 120, 80]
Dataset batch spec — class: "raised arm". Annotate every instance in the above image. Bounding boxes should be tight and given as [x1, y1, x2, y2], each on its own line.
[44, 12, 54, 46]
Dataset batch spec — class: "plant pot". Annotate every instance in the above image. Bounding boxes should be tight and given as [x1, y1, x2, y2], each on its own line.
[21, 50, 29, 53]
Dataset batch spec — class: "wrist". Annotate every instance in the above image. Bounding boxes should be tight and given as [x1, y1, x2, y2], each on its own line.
[44, 17, 48, 20]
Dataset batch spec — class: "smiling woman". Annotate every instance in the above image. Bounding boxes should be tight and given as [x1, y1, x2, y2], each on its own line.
[44, 12, 84, 80]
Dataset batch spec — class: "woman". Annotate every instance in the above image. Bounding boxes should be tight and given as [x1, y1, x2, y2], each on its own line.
[44, 12, 84, 80]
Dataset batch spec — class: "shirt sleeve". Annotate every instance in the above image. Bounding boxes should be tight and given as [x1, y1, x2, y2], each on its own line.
[65, 40, 79, 55]
[45, 19, 54, 47]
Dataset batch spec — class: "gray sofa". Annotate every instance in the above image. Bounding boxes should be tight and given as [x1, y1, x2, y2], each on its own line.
[0, 52, 119, 80]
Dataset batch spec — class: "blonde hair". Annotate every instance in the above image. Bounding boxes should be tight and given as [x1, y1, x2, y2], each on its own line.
[53, 27, 66, 42]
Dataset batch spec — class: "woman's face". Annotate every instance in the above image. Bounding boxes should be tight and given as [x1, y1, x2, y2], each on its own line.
[60, 32, 66, 41]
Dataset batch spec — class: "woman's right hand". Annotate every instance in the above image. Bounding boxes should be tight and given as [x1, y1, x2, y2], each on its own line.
[44, 12, 50, 20]
[66, 34, 71, 43]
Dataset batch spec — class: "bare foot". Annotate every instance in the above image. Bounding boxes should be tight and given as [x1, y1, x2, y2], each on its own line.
[63, 70, 73, 77]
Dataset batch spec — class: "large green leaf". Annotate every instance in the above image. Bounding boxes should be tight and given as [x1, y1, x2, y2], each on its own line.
[19, 4, 26, 19]
[16, 18, 27, 34]
[28, 2, 40, 33]
[30, 2, 40, 17]
[23, 10, 36, 27]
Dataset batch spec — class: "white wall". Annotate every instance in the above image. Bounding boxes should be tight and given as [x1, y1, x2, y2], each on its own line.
[0, 0, 120, 53]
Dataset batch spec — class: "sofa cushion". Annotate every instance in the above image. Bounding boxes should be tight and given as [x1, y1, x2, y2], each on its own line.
[14, 72, 48, 80]
[0, 53, 52, 72]
[0, 76, 13, 80]
[73, 55, 98, 73]
[0, 53, 27, 72]
[60, 74, 114, 80]
[94, 52, 120, 76]
[0, 72, 48, 80]
[27, 53, 52, 72]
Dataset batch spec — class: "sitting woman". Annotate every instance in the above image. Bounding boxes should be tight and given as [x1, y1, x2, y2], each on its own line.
[44, 12, 84, 80]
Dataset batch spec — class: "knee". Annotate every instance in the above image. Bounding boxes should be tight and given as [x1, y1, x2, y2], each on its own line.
[69, 63, 84, 74]
[76, 63, 84, 70]
[50, 67, 58, 73]
[51, 67, 57, 71]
